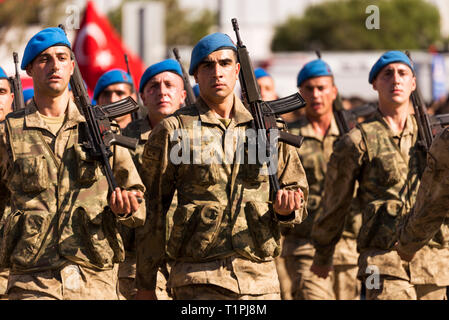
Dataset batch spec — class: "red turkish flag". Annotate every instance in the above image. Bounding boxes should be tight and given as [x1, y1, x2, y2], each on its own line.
[72, 1, 145, 97]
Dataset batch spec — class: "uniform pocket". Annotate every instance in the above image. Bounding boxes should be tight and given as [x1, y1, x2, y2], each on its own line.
[74, 143, 99, 186]
[244, 201, 280, 259]
[190, 164, 218, 186]
[15, 156, 48, 193]
[0, 210, 23, 268]
[372, 154, 402, 187]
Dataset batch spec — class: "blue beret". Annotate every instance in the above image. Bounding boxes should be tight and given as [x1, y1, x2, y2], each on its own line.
[189, 33, 236, 75]
[93, 69, 133, 100]
[254, 67, 271, 79]
[21, 27, 71, 70]
[368, 50, 414, 84]
[23, 88, 35, 103]
[297, 59, 333, 87]
[139, 59, 183, 93]
[0, 67, 8, 79]
[193, 84, 200, 97]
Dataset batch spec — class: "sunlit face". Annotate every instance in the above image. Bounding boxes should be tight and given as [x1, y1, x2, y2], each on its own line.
[194, 49, 240, 103]
[257, 76, 277, 101]
[140, 71, 186, 123]
[372, 63, 416, 107]
[0, 79, 14, 121]
[26, 46, 73, 97]
[300, 76, 337, 119]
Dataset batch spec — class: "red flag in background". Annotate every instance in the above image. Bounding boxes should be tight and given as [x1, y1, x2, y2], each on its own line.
[72, 1, 145, 98]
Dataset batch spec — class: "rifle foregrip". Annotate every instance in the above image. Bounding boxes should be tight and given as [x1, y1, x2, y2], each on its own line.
[279, 131, 304, 148]
[266, 93, 306, 116]
[97, 97, 139, 119]
[110, 134, 139, 151]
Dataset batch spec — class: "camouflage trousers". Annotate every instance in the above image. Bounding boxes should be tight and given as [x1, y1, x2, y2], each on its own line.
[172, 284, 281, 300]
[7, 263, 120, 300]
[284, 255, 360, 300]
[362, 275, 447, 300]
[0, 268, 9, 299]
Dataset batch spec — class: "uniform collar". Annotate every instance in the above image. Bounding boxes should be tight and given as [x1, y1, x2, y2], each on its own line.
[196, 94, 253, 127]
[375, 109, 416, 138]
[24, 98, 85, 131]
[300, 115, 340, 141]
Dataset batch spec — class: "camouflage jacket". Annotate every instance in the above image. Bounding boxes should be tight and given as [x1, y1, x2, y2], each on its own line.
[136, 95, 309, 291]
[398, 128, 449, 258]
[312, 111, 428, 267]
[0, 100, 146, 273]
[281, 116, 360, 263]
[122, 117, 152, 174]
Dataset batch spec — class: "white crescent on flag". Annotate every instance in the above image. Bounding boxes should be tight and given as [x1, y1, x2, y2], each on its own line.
[74, 22, 113, 69]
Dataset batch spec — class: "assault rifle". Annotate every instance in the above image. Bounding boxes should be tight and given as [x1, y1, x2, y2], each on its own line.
[173, 47, 195, 106]
[232, 18, 306, 197]
[9, 52, 25, 111]
[406, 51, 433, 152]
[59, 24, 140, 194]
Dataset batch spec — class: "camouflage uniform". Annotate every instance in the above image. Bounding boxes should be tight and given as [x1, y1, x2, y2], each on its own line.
[121, 118, 174, 300]
[282, 116, 361, 300]
[312, 110, 449, 300]
[0, 122, 9, 299]
[136, 95, 309, 299]
[0, 100, 146, 300]
[397, 128, 449, 280]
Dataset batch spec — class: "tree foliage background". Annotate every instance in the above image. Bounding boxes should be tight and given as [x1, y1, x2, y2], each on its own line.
[271, 0, 445, 52]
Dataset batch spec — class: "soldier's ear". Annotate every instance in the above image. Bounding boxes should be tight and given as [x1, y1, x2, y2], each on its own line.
[235, 62, 240, 79]
[25, 65, 32, 77]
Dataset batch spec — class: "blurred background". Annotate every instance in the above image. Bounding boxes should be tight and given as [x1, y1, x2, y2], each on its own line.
[1, 0, 448, 112]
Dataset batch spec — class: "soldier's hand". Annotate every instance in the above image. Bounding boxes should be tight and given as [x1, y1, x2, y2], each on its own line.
[109, 187, 143, 217]
[310, 262, 332, 279]
[136, 290, 157, 300]
[394, 242, 415, 262]
[273, 188, 304, 216]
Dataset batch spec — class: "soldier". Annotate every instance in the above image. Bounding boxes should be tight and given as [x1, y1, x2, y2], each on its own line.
[0, 27, 145, 300]
[281, 59, 360, 300]
[254, 67, 278, 101]
[93, 68, 137, 130]
[0, 66, 14, 299]
[310, 51, 448, 300]
[396, 130, 449, 268]
[135, 32, 308, 300]
[121, 59, 186, 300]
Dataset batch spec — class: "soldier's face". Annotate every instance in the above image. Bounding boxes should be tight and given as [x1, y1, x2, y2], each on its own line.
[372, 63, 416, 107]
[140, 71, 186, 123]
[0, 79, 14, 121]
[26, 46, 74, 97]
[98, 82, 135, 127]
[257, 76, 277, 101]
[194, 49, 240, 103]
[300, 76, 337, 119]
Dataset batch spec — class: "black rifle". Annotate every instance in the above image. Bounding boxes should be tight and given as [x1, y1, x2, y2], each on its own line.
[59, 25, 140, 194]
[232, 18, 306, 198]
[9, 52, 25, 111]
[173, 47, 195, 106]
[124, 53, 145, 121]
[406, 51, 433, 152]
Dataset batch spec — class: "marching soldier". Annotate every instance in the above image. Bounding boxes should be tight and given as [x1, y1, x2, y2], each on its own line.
[310, 51, 448, 300]
[282, 59, 360, 300]
[254, 67, 278, 101]
[136, 32, 308, 300]
[93, 68, 137, 129]
[120, 59, 186, 300]
[0, 27, 145, 300]
[0, 66, 14, 299]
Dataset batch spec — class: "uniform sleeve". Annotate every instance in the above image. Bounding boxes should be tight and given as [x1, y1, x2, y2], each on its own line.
[276, 140, 309, 225]
[311, 129, 365, 266]
[397, 129, 449, 256]
[112, 143, 146, 228]
[135, 119, 177, 291]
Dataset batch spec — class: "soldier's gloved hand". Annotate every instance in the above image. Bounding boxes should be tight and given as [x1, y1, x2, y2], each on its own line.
[273, 188, 304, 216]
[109, 187, 143, 217]
[310, 262, 332, 279]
